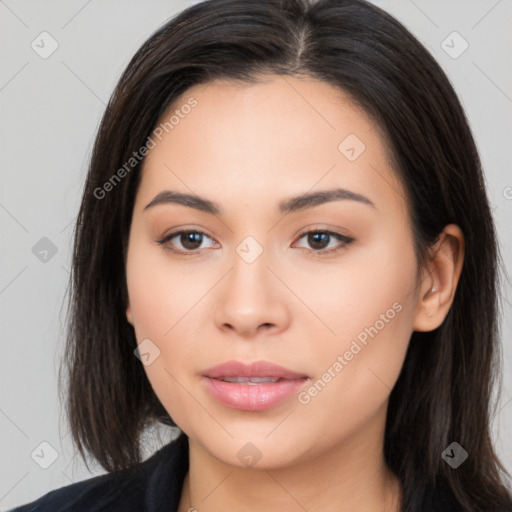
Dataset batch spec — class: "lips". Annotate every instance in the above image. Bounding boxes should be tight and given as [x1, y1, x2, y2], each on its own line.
[202, 360, 308, 380]
[202, 360, 309, 411]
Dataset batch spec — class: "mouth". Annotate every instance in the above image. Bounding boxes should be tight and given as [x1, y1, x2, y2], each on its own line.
[214, 376, 284, 384]
[202, 360, 309, 411]
[203, 359, 309, 380]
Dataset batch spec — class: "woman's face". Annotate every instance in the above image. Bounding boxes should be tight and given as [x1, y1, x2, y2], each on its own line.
[125, 75, 424, 469]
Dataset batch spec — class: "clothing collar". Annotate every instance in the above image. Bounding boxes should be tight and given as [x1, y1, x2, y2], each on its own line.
[144, 430, 189, 511]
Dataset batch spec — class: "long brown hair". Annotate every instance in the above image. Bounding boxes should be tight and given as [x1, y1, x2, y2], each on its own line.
[60, 0, 512, 510]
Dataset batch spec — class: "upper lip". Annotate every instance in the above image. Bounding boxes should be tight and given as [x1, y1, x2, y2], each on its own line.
[203, 360, 308, 380]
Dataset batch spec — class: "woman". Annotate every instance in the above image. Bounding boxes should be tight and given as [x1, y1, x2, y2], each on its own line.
[10, 0, 512, 511]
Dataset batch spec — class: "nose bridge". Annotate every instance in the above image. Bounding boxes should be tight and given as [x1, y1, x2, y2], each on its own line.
[213, 233, 289, 335]
[227, 235, 272, 307]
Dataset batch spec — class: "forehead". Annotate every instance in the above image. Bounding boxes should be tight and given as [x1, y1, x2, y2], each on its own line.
[138, 75, 405, 215]
[154, 75, 378, 159]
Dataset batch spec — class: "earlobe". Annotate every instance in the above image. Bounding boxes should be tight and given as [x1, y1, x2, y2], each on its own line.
[126, 304, 134, 325]
[413, 224, 464, 332]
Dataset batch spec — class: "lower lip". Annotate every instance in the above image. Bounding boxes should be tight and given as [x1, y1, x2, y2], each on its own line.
[203, 377, 309, 411]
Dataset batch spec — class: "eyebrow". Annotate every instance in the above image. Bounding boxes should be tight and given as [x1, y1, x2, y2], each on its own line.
[143, 187, 376, 215]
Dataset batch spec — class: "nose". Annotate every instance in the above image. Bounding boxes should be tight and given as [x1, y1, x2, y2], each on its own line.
[213, 248, 290, 339]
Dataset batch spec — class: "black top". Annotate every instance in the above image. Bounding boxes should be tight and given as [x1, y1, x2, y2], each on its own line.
[8, 433, 189, 512]
[9, 432, 459, 511]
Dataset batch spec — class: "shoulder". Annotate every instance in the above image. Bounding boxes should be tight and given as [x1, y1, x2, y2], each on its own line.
[419, 480, 463, 512]
[426, 483, 512, 512]
[7, 432, 189, 512]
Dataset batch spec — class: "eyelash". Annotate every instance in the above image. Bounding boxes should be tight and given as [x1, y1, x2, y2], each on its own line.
[156, 228, 354, 256]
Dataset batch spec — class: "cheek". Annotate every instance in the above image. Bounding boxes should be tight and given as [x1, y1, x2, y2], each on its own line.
[125, 229, 225, 407]
[125, 234, 208, 341]
[297, 234, 417, 430]
[125, 237, 201, 430]
[297, 231, 418, 349]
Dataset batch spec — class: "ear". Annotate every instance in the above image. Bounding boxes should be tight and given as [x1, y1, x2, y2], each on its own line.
[413, 224, 464, 332]
[126, 302, 134, 325]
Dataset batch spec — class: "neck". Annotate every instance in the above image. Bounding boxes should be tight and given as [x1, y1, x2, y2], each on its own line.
[177, 409, 401, 512]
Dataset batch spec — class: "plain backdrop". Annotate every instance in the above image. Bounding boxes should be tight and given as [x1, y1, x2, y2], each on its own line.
[1, 0, 511, 509]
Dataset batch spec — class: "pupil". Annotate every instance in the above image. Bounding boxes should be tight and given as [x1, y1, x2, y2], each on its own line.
[309, 232, 328, 249]
[178, 232, 330, 251]
[182, 232, 202, 249]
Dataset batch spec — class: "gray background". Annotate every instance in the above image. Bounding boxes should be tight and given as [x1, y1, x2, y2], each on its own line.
[1, 0, 511, 508]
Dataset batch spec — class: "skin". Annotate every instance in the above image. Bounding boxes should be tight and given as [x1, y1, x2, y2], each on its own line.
[125, 75, 464, 512]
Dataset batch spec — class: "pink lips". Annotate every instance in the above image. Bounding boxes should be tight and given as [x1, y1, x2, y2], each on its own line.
[202, 360, 309, 411]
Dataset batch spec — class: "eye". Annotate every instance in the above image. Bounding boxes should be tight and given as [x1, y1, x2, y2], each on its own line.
[157, 230, 217, 255]
[293, 229, 354, 255]
[156, 228, 354, 256]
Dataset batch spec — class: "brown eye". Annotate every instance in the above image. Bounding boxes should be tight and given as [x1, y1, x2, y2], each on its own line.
[178, 232, 204, 250]
[307, 232, 330, 250]
[295, 230, 354, 255]
[157, 228, 354, 256]
[157, 230, 216, 254]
